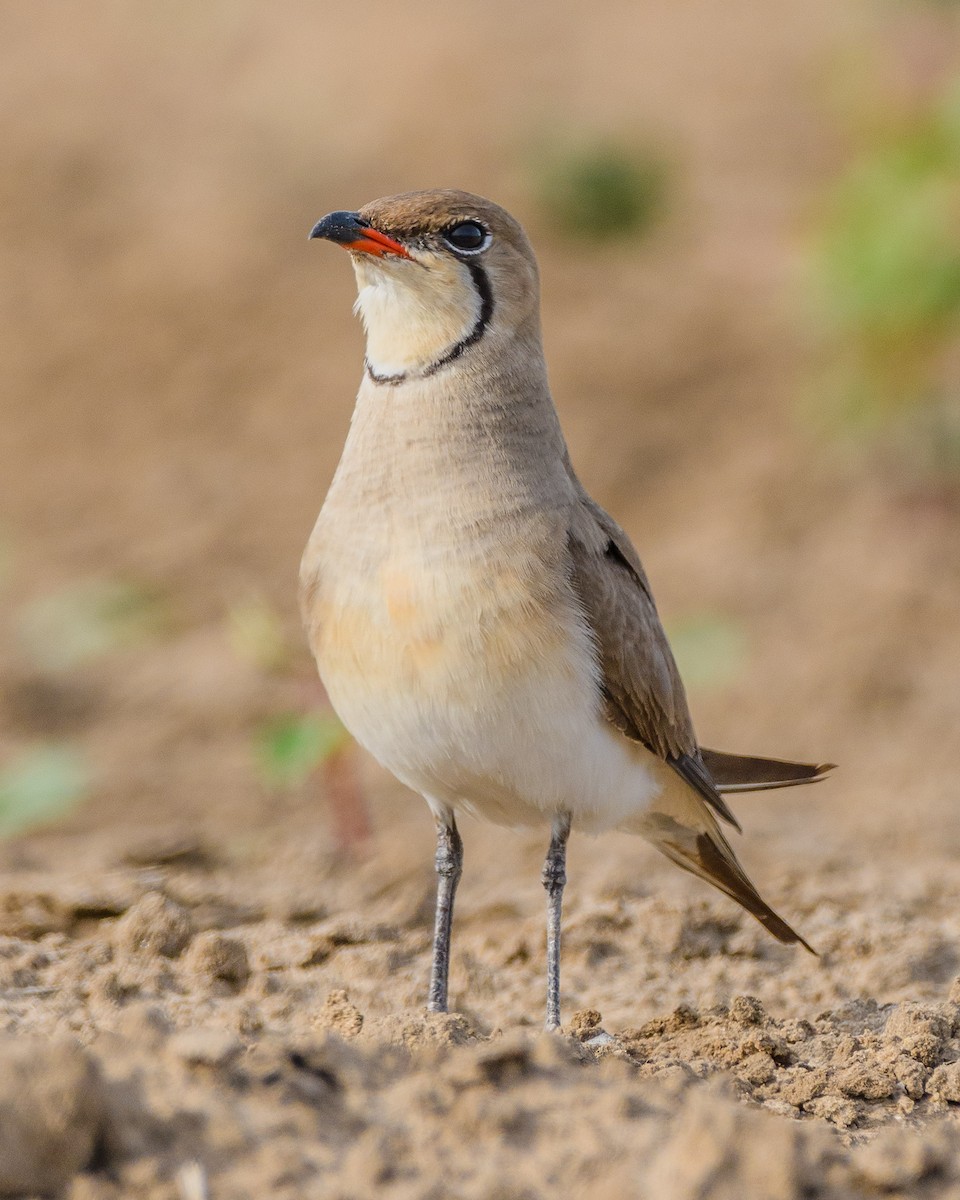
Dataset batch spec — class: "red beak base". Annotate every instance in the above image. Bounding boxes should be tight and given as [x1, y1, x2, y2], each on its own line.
[344, 227, 412, 260]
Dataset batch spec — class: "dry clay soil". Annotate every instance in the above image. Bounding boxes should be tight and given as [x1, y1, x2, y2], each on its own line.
[5, 806, 960, 1199]
[3, 2, 960, 1198]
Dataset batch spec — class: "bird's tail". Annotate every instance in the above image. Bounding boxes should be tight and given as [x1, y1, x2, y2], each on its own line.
[625, 764, 815, 952]
[700, 749, 835, 794]
[650, 815, 815, 952]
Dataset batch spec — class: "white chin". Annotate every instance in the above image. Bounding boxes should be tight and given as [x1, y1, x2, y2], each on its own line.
[352, 254, 480, 378]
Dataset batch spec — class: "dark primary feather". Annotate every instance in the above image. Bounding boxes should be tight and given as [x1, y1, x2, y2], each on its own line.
[700, 749, 836, 793]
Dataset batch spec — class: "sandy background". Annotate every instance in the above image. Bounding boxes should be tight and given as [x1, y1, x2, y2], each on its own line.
[2, 1, 960, 1196]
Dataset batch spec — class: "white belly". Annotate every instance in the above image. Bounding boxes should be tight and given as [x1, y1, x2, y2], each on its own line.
[306, 542, 662, 833]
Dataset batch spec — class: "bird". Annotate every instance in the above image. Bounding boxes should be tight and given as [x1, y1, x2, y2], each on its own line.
[301, 190, 833, 1031]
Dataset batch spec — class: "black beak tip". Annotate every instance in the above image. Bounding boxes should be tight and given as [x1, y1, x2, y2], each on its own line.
[308, 210, 364, 243]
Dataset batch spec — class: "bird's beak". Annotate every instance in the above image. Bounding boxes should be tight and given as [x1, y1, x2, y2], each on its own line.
[308, 211, 412, 260]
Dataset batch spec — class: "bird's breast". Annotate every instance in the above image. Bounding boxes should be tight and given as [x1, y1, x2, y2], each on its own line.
[301, 493, 661, 830]
[301, 502, 590, 777]
[304, 524, 576, 704]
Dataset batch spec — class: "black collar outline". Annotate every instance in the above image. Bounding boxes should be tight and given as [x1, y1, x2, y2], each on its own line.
[364, 260, 494, 387]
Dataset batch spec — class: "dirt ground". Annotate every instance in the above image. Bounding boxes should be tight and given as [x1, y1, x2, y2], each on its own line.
[2, 2, 960, 1197]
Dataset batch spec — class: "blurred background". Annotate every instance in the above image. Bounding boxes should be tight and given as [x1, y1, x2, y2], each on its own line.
[1, 0, 958, 884]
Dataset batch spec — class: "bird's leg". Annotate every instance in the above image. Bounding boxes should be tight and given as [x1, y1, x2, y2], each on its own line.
[542, 811, 572, 1032]
[427, 815, 463, 1014]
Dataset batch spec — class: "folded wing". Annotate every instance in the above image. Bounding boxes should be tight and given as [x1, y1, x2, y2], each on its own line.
[566, 486, 815, 950]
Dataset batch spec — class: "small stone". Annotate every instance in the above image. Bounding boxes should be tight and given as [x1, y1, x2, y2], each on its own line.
[585, 1031, 618, 1049]
[185, 931, 250, 990]
[113, 892, 193, 958]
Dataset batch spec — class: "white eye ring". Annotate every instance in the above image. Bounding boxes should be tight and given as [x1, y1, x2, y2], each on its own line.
[442, 222, 491, 255]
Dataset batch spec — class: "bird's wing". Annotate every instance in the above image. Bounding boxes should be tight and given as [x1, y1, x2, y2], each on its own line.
[566, 489, 740, 830]
[567, 488, 813, 951]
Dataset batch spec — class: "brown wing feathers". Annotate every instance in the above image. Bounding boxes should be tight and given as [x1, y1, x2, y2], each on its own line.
[569, 514, 741, 829]
[567, 491, 822, 950]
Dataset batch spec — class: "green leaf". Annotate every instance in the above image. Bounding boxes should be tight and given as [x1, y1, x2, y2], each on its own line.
[255, 713, 350, 789]
[533, 140, 669, 242]
[0, 745, 91, 836]
[811, 80, 960, 443]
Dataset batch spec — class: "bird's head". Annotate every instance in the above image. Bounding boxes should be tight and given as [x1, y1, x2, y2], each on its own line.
[309, 190, 540, 384]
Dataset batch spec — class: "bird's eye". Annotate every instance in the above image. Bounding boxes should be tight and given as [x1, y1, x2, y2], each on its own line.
[443, 221, 489, 253]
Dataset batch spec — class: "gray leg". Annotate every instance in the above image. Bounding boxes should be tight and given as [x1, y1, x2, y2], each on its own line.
[427, 816, 463, 1013]
[542, 812, 571, 1031]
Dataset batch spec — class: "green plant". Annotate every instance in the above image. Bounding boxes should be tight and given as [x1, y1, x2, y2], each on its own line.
[533, 139, 669, 243]
[811, 80, 960, 466]
[255, 713, 350, 790]
[0, 745, 91, 836]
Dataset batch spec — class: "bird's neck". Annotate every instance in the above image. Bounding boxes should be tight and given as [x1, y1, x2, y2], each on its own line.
[328, 328, 571, 522]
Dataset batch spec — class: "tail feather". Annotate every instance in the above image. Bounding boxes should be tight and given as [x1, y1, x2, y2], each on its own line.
[701, 749, 836, 795]
[624, 757, 819, 952]
[647, 813, 816, 953]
